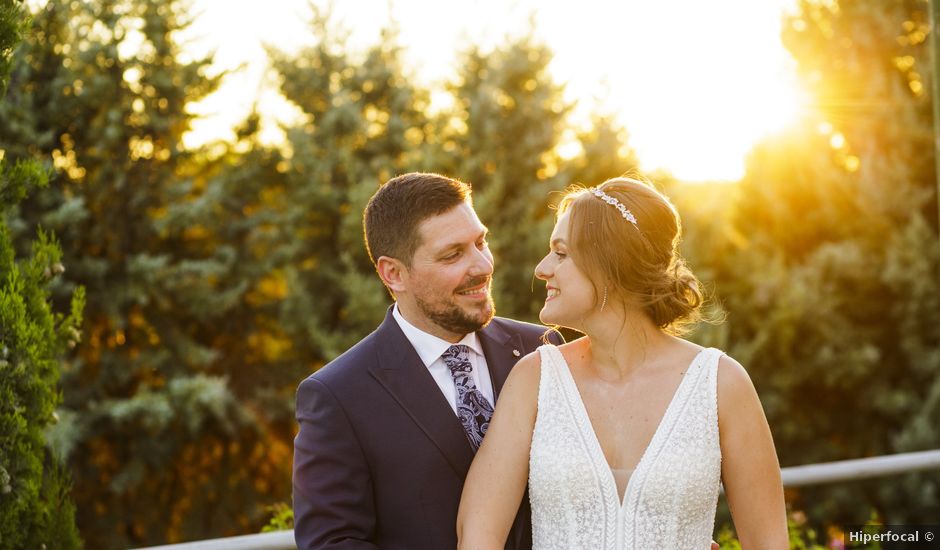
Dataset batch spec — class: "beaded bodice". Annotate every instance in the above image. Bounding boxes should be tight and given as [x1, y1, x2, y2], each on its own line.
[528, 344, 723, 550]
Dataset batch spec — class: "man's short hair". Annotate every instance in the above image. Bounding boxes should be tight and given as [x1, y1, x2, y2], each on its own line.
[363, 173, 472, 266]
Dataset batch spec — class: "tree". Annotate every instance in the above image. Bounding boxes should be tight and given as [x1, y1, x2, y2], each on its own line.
[0, 0, 296, 546]
[264, 10, 430, 368]
[564, 112, 641, 190]
[424, 34, 572, 322]
[697, 0, 940, 525]
[428, 36, 645, 323]
[0, 0, 83, 547]
[2, 3, 650, 544]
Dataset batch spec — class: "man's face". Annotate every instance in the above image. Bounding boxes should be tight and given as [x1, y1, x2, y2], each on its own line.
[398, 202, 495, 341]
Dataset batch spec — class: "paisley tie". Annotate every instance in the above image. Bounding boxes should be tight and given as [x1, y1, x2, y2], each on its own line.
[442, 344, 494, 451]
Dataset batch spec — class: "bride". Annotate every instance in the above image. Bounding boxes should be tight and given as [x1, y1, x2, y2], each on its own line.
[456, 178, 788, 549]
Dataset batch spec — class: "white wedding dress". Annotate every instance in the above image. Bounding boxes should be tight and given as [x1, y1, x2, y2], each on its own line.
[528, 344, 724, 549]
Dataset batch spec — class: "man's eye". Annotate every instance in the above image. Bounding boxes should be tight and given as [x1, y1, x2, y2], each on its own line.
[444, 251, 461, 260]
[477, 239, 488, 249]
[554, 251, 566, 258]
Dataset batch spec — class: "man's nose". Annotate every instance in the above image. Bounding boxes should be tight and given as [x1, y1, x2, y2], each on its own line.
[470, 246, 494, 276]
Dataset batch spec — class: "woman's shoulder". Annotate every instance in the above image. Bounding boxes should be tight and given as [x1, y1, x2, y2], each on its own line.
[660, 339, 750, 397]
[714, 352, 762, 422]
[669, 337, 750, 393]
[550, 336, 589, 365]
[509, 337, 584, 387]
[498, 346, 550, 410]
[666, 336, 735, 373]
[715, 353, 752, 393]
[505, 346, 546, 391]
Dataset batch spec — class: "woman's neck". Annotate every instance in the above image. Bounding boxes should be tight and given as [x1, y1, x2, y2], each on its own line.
[582, 307, 672, 381]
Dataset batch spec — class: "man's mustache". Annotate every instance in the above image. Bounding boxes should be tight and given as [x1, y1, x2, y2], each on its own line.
[455, 277, 490, 293]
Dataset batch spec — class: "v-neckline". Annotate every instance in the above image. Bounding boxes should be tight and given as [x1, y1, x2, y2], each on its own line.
[547, 344, 709, 510]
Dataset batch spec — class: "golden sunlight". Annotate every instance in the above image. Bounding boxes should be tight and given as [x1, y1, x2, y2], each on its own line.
[181, 0, 802, 182]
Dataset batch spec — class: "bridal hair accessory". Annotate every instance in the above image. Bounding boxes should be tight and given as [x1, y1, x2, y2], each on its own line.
[599, 285, 608, 312]
[589, 188, 638, 227]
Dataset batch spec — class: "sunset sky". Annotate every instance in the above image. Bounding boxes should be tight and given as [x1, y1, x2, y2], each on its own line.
[181, 0, 805, 182]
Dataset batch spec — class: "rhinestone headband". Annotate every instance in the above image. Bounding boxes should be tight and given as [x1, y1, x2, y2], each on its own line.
[589, 188, 638, 227]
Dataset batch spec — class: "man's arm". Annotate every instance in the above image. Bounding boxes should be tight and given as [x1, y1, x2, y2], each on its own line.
[293, 376, 379, 550]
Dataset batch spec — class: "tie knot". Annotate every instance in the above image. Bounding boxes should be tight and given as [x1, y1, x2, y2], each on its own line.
[442, 345, 472, 375]
[446, 344, 470, 356]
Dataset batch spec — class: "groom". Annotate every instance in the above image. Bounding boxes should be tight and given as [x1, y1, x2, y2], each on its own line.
[293, 173, 560, 549]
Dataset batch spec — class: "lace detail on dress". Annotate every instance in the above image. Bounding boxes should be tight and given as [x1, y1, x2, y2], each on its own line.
[528, 345, 724, 550]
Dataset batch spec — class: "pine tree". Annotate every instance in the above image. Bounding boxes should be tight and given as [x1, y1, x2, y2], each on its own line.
[564, 113, 641, 190]
[0, 1, 297, 546]
[426, 34, 572, 322]
[698, 0, 940, 524]
[265, 10, 429, 366]
[0, 0, 83, 547]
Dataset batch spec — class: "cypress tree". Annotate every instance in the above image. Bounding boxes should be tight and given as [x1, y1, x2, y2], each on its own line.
[0, 0, 83, 547]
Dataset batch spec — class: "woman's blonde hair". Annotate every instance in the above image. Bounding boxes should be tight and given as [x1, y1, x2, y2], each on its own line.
[557, 177, 703, 334]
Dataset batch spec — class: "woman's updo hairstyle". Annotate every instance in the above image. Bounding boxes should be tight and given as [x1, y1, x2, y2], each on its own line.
[557, 177, 704, 334]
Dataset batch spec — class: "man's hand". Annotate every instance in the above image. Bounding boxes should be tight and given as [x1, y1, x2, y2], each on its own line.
[711, 541, 720, 550]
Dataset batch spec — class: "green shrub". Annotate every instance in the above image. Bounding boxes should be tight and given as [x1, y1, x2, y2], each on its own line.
[261, 502, 293, 533]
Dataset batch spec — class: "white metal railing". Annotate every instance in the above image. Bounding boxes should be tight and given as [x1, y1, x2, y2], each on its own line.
[780, 448, 940, 487]
[134, 530, 295, 550]
[133, 448, 940, 550]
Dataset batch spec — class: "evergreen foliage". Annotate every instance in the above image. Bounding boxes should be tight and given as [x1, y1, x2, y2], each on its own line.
[264, 11, 429, 365]
[428, 34, 640, 322]
[443, 36, 571, 321]
[0, 0, 83, 548]
[2, 0, 937, 545]
[0, 0, 26, 98]
[0, 1, 291, 546]
[693, 0, 940, 525]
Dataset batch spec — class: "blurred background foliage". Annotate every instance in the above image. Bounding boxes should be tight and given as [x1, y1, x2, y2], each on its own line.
[0, 0, 937, 547]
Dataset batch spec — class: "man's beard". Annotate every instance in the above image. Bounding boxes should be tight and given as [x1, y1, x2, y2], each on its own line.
[415, 286, 495, 336]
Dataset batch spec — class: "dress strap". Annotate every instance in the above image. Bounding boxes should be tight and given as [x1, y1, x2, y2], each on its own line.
[536, 344, 558, 374]
[701, 347, 724, 424]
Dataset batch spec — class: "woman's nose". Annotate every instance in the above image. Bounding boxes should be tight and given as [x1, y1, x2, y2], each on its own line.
[534, 255, 551, 280]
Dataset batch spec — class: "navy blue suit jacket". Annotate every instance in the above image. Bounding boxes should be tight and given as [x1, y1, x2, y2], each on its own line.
[293, 306, 559, 550]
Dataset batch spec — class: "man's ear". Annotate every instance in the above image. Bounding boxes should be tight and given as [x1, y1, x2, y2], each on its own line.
[376, 256, 408, 294]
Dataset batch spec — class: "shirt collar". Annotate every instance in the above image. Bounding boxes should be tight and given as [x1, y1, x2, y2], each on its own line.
[392, 303, 483, 367]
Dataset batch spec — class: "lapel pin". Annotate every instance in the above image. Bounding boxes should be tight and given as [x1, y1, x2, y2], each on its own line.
[512, 349, 521, 357]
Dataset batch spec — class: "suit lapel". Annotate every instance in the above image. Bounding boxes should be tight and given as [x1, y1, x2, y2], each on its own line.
[367, 310, 537, 476]
[368, 309, 474, 477]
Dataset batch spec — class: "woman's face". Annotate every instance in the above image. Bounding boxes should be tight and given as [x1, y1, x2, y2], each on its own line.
[534, 210, 598, 329]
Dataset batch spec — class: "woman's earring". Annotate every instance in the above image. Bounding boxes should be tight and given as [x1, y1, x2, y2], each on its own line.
[600, 285, 608, 312]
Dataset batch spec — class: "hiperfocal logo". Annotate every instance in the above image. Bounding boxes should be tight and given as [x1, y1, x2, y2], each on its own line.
[844, 525, 940, 549]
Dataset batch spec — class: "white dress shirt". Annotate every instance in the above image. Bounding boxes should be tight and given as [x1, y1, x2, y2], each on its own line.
[392, 303, 495, 414]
